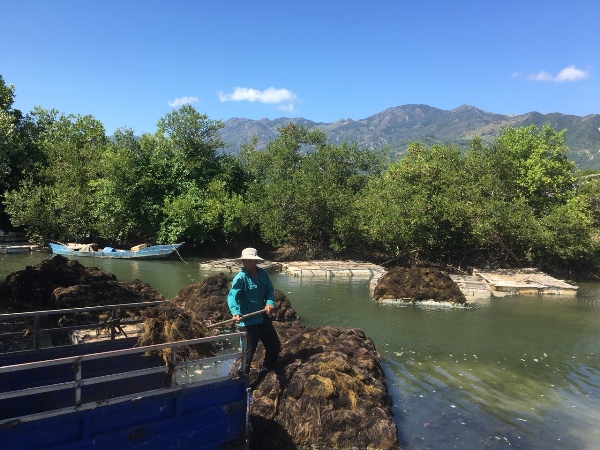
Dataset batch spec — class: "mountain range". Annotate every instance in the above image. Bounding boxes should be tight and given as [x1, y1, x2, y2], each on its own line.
[218, 104, 600, 170]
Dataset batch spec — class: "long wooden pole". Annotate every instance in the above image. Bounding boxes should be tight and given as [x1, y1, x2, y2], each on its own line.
[207, 309, 266, 329]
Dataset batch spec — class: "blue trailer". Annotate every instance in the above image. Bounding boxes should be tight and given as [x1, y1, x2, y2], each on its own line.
[0, 303, 249, 449]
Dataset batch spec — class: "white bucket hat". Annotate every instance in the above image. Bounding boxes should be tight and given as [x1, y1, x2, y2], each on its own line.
[239, 247, 264, 261]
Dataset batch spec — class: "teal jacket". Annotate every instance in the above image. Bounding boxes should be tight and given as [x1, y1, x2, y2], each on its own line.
[227, 267, 275, 326]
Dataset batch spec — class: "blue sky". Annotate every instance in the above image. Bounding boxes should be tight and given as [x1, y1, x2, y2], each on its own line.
[2, 1, 598, 135]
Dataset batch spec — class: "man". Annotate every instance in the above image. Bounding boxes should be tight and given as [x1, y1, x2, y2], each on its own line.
[227, 248, 281, 374]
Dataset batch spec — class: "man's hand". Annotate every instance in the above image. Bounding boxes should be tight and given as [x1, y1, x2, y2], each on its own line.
[233, 315, 241, 323]
[265, 304, 275, 316]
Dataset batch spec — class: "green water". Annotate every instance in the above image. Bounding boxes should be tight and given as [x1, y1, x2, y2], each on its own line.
[2, 252, 600, 449]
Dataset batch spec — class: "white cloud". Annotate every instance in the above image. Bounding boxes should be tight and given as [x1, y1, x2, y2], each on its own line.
[555, 65, 589, 81]
[527, 65, 589, 82]
[167, 96, 199, 107]
[528, 70, 554, 81]
[219, 87, 298, 105]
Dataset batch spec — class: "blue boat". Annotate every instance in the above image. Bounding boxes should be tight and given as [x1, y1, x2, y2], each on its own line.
[48, 242, 184, 259]
[0, 302, 250, 449]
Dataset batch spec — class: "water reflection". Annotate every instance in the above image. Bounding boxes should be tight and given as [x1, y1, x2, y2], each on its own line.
[272, 275, 600, 449]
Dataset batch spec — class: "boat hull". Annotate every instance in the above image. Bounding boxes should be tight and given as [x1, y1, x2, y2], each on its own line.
[48, 242, 184, 259]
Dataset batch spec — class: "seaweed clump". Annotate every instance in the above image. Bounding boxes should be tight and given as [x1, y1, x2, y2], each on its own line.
[137, 303, 215, 364]
[248, 321, 399, 450]
[374, 266, 466, 304]
[171, 273, 299, 328]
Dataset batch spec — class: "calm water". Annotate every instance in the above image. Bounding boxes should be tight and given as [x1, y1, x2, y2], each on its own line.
[2, 252, 600, 449]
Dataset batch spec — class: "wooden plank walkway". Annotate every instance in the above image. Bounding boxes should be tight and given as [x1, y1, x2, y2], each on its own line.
[449, 269, 577, 298]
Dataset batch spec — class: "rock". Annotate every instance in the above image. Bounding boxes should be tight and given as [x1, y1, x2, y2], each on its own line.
[248, 322, 399, 450]
[374, 266, 466, 304]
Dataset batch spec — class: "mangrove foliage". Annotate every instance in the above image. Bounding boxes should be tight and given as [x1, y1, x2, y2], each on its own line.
[2, 75, 599, 273]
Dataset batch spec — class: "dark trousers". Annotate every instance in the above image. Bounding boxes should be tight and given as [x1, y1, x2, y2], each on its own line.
[240, 315, 281, 374]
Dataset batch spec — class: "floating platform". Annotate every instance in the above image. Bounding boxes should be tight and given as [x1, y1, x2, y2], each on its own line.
[472, 269, 577, 296]
[199, 258, 384, 279]
[373, 268, 577, 302]
[0, 231, 28, 243]
[0, 243, 41, 254]
[281, 260, 384, 279]
[199, 260, 575, 297]
[199, 258, 283, 274]
[445, 269, 577, 299]
[449, 274, 494, 299]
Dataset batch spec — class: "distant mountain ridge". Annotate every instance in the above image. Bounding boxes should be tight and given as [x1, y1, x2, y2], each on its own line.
[219, 104, 600, 170]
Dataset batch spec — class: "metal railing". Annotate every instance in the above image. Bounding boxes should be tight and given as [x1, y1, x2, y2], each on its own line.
[0, 301, 168, 351]
[0, 330, 247, 425]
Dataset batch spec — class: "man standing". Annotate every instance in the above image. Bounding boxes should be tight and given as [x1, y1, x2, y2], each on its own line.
[227, 248, 281, 374]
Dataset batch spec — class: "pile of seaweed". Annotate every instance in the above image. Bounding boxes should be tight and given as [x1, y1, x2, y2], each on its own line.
[170, 273, 233, 325]
[248, 321, 398, 450]
[0, 256, 166, 347]
[0, 255, 118, 312]
[171, 273, 299, 327]
[374, 266, 466, 304]
[53, 279, 167, 327]
[0, 256, 164, 317]
[137, 302, 214, 364]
